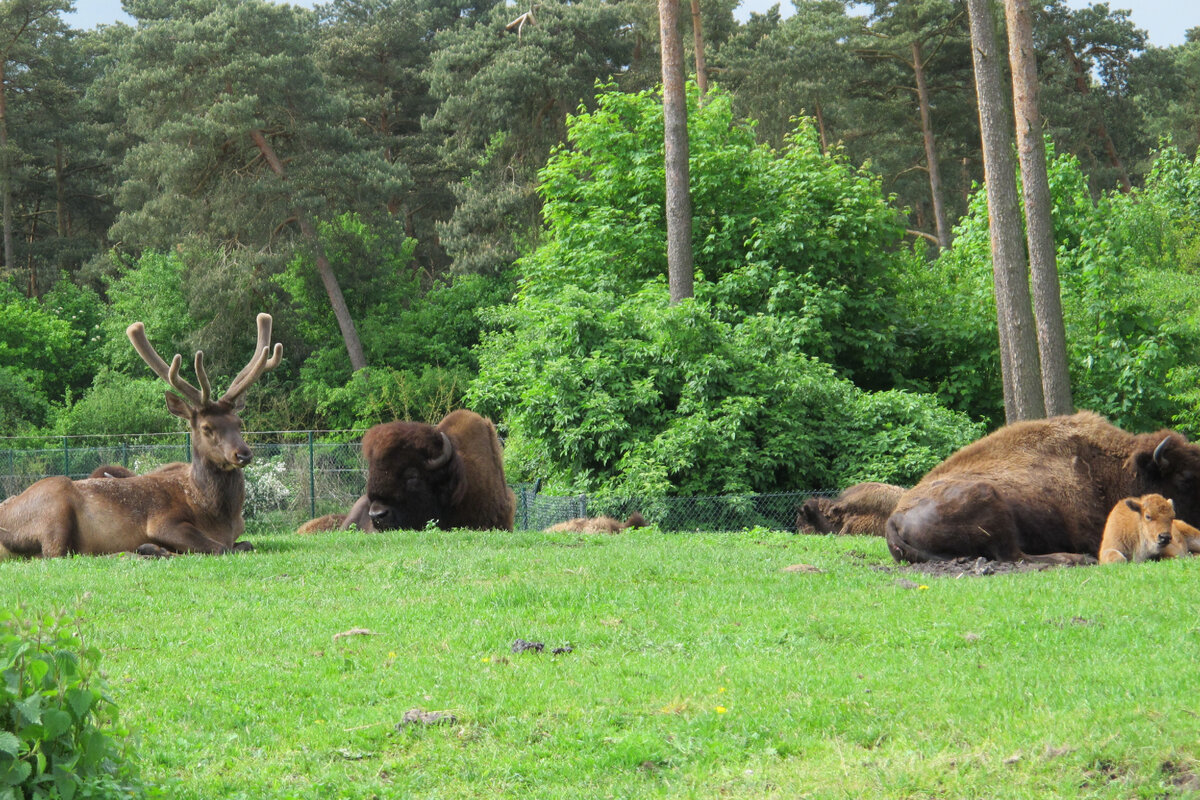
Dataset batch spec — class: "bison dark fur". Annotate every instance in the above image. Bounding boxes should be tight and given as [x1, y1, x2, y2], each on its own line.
[796, 482, 904, 536]
[300, 409, 515, 533]
[885, 411, 1200, 564]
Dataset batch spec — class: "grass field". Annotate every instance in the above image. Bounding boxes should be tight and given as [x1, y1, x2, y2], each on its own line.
[2, 527, 1198, 799]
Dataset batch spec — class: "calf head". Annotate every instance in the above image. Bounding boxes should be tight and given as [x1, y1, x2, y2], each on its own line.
[1127, 493, 1177, 554]
[361, 421, 464, 530]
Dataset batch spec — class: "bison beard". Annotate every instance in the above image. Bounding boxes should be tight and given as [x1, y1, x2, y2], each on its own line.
[885, 411, 1200, 564]
[301, 410, 515, 533]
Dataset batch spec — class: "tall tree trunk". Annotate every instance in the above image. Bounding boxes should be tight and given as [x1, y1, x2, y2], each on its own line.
[249, 129, 367, 371]
[0, 60, 13, 272]
[689, 0, 708, 100]
[912, 40, 951, 253]
[1006, 0, 1073, 416]
[966, 0, 1045, 422]
[659, 0, 693, 303]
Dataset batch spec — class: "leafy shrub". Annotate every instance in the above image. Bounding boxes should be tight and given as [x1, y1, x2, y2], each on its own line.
[0, 608, 149, 799]
[242, 456, 292, 520]
[48, 372, 177, 438]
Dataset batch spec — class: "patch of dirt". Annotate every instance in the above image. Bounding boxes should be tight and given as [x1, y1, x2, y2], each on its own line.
[900, 557, 1072, 578]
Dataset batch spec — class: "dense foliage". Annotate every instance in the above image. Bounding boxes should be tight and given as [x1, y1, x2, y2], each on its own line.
[470, 87, 983, 495]
[0, 608, 148, 799]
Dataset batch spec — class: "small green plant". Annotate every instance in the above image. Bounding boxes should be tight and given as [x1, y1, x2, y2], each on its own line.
[0, 608, 148, 799]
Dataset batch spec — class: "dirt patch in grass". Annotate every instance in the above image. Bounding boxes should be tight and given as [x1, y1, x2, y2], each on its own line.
[873, 556, 1091, 579]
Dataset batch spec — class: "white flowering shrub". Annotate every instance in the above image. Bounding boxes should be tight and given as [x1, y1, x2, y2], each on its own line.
[243, 456, 292, 519]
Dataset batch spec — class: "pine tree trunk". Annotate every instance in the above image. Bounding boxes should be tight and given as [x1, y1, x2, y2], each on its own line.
[0, 60, 13, 272]
[1005, 0, 1073, 416]
[966, 0, 1045, 422]
[689, 0, 708, 100]
[250, 129, 367, 372]
[659, 0, 694, 303]
[912, 41, 950, 253]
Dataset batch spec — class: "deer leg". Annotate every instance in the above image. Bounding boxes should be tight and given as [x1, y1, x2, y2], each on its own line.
[148, 523, 232, 555]
[136, 543, 175, 558]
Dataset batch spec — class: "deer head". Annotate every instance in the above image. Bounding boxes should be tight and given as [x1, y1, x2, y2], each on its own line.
[127, 314, 282, 471]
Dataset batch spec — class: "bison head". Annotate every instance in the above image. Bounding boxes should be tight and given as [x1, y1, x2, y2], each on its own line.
[360, 421, 464, 531]
[1130, 434, 1200, 527]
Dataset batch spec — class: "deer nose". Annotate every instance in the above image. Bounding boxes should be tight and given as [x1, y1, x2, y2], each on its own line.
[235, 449, 253, 466]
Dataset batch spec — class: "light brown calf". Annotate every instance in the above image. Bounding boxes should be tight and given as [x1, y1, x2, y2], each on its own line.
[1098, 493, 1190, 564]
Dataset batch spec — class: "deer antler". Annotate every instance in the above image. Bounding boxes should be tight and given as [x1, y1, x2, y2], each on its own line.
[220, 313, 283, 405]
[126, 322, 208, 407]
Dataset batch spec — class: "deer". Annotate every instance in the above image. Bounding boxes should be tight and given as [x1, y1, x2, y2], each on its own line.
[0, 314, 282, 559]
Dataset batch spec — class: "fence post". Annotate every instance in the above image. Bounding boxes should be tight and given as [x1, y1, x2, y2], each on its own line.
[184, 432, 190, 462]
[308, 430, 316, 520]
[62, 436, 69, 477]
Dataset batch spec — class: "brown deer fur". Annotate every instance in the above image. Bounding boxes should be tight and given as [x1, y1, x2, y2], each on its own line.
[0, 314, 281, 558]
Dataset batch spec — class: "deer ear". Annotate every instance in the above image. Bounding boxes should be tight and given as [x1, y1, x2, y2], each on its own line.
[164, 392, 192, 420]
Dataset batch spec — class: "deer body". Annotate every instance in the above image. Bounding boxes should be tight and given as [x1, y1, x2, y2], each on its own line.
[0, 314, 280, 558]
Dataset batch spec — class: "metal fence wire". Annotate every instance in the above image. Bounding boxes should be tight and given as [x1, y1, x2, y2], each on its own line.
[0, 432, 836, 533]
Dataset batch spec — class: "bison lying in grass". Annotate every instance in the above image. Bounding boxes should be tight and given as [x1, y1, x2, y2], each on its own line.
[544, 512, 647, 534]
[796, 482, 904, 536]
[885, 411, 1200, 564]
[298, 410, 515, 533]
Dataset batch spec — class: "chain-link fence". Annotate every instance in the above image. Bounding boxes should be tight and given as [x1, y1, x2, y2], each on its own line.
[0, 432, 835, 533]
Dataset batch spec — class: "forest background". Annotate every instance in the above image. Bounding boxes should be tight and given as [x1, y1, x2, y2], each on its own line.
[3, 0, 1200, 499]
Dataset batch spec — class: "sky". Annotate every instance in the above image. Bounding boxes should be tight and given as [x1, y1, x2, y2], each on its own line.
[65, 0, 1199, 48]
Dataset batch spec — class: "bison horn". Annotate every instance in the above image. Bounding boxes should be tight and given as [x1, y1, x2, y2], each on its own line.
[426, 432, 454, 470]
[1153, 436, 1172, 467]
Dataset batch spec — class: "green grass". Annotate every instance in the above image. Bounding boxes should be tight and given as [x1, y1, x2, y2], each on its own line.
[2, 528, 1199, 799]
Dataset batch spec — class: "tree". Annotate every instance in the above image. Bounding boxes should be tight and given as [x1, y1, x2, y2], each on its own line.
[659, 0, 693, 302]
[859, 0, 969, 252]
[109, 0, 410, 372]
[0, 0, 71, 275]
[467, 87, 977, 495]
[1005, 0, 1072, 415]
[1035, 0, 1146, 193]
[424, 0, 639, 275]
[965, 0, 1044, 421]
[718, 2, 859, 152]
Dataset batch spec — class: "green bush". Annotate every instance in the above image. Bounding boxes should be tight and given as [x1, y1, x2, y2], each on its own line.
[0, 608, 149, 799]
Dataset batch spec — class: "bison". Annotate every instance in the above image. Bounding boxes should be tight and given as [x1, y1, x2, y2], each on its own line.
[298, 409, 515, 533]
[796, 482, 904, 536]
[1098, 494, 1184, 564]
[885, 411, 1200, 565]
[544, 512, 647, 534]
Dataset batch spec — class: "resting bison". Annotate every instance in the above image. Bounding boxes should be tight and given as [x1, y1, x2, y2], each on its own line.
[796, 482, 904, 536]
[885, 411, 1200, 564]
[544, 512, 647, 534]
[88, 464, 136, 479]
[299, 410, 515, 533]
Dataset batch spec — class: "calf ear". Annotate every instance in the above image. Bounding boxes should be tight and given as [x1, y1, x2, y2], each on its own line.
[1125, 498, 1142, 513]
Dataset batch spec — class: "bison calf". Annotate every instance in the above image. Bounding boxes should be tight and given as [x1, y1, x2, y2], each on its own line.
[544, 512, 647, 534]
[1099, 494, 1186, 564]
